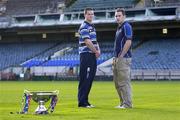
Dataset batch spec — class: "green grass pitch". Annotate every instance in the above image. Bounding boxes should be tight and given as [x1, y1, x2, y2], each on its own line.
[0, 81, 180, 120]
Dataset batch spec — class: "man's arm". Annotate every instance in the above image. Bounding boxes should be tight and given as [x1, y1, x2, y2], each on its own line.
[84, 39, 100, 58]
[119, 23, 132, 58]
[118, 40, 131, 58]
[97, 43, 101, 53]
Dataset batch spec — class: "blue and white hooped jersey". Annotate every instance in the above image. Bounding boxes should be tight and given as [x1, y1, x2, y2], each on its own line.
[78, 21, 98, 54]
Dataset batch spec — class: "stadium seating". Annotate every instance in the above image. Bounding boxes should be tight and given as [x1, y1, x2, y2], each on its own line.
[132, 39, 180, 70]
[20, 39, 143, 68]
[153, 0, 180, 7]
[5, 0, 65, 15]
[22, 43, 70, 67]
[0, 42, 59, 70]
[1, 39, 180, 70]
[65, 0, 135, 12]
[22, 42, 114, 67]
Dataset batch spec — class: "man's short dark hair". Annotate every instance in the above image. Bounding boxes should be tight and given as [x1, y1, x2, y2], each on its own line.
[84, 7, 94, 14]
[116, 8, 126, 16]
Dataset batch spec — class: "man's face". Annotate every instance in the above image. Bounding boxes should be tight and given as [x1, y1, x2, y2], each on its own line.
[84, 10, 94, 22]
[115, 11, 125, 24]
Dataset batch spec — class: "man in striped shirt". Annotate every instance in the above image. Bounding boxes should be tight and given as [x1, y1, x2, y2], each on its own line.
[78, 7, 100, 108]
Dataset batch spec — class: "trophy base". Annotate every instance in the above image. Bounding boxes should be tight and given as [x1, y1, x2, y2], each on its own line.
[35, 105, 48, 114]
[35, 111, 48, 115]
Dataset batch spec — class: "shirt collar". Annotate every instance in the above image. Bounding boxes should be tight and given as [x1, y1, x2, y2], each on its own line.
[117, 21, 126, 30]
[84, 21, 94, 27]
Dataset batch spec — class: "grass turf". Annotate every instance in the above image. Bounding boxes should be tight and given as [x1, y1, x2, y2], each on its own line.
[0, 81, 180, 120]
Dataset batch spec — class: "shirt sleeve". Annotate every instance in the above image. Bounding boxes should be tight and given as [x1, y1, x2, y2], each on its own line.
[80, 28, 90, 41]
[124, 23, 133, 40]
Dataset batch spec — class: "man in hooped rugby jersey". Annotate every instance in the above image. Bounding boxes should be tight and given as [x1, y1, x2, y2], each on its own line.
[78, 7, 100, 108]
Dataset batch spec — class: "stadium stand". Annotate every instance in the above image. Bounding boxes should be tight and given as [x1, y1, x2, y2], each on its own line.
[5, 0, 65, 15]
[153, 0, 180, 7]
[132, 39, 180, 70]
[0, 0, 179, 80]
[22, 42, 114, 67]
[1, 39, 180, 80]
[0, 42, 61, 70]
[20, 38, 180, 70]
[21, 43, 73, 67]
[65, 0, 135, 11]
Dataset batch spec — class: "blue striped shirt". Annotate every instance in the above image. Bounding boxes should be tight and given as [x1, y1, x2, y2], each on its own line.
[114, 21, 133, 58]
[78, 21, 98, 54]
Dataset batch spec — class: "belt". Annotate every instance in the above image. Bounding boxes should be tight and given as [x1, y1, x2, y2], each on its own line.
[79, 41, 97, 47]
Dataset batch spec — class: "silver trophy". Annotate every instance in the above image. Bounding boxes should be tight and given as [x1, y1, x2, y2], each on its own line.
[22, 90, 59, 114]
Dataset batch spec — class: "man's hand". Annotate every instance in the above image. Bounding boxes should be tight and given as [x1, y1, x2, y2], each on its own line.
[95, 50, 100, 58]
[112, 58, 116, 66]
[118, 53, 123, 59]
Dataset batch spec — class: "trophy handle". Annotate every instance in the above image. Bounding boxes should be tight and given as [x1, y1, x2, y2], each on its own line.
[24, 89, 29, 93]
[24, 89, 33, 95]
[54, 90, 59, 95]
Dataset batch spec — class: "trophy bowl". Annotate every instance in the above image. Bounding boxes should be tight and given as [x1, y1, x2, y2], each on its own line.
[31, 91, 57, 103]
[22, 90, 59, 114]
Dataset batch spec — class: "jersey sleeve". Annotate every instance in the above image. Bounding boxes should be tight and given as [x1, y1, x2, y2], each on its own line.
[124, 23, 133, 40]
